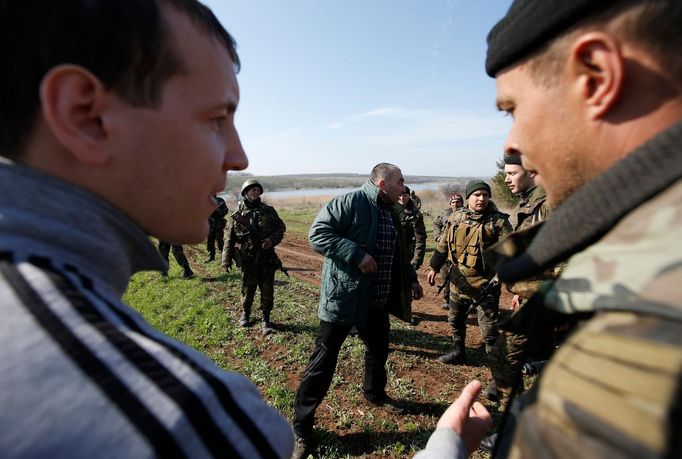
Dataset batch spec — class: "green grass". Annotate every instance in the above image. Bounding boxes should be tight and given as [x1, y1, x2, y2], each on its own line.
[276, 207, 321, 236]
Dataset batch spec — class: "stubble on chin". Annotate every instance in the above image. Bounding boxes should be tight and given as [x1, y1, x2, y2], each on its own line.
[544, 170, 590, 209]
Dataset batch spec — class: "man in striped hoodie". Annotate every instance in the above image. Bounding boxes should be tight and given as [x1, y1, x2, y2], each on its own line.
[0, 1, 293, 457]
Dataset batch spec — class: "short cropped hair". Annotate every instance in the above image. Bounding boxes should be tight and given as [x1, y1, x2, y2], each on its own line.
[370, 163, 400, 184]
[528, 0, 682, 87]
[0, 0, 240, 159]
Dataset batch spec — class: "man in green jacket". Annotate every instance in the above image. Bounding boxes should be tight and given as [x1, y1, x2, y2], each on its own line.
[291, 163, 423, 459]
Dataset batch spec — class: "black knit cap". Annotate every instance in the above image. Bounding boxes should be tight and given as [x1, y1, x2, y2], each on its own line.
[504, 154, 523, 166]
[486, 0, 627, 77]
[465, 180, 492, 199]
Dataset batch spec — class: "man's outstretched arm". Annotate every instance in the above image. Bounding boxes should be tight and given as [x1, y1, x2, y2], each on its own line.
[414, 380, 493, 459]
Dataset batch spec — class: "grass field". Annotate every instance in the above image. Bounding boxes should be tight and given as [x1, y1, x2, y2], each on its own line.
[124, 201, 496, 458]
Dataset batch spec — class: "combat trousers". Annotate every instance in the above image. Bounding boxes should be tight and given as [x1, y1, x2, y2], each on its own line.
[489, 312, 558, 404]
[241, 263, 276, 315]
[293, 306, 391, 438]
[157, 241, 192, 275]
[447, 283, 500, 353]
[489, 331, 528, 404]
[439, 262, 451, 303]
[206, 224, 225, 258]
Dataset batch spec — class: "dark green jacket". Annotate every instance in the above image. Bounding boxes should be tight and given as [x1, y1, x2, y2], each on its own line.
[309, 181, 417, 326]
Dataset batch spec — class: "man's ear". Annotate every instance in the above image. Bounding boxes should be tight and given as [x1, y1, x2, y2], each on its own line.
[377, 178, 387, 191]
[568, 32, 624, 120]
[39, 64, 112, 164]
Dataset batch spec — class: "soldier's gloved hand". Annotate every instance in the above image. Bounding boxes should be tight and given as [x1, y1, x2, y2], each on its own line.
[222, 261, 232, 272]
[261, 238, 273, 250]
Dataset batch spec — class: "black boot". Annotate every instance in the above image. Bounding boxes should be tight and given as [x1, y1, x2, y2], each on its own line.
[239, 310, 250, 327]
[439, 336, 465, 364]
[480, 433, 497, 452]
[438, 347, 466, 364]
[483, 379, 498, 402]
[261, 311, 274, 335]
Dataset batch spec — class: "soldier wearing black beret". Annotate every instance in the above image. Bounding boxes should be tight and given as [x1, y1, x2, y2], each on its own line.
[416, 1, 682, 457]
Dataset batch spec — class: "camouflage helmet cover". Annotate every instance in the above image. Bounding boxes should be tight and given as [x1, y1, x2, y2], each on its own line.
[240, 179, 264, 196]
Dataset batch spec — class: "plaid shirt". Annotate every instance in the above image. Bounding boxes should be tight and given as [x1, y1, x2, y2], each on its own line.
[372, 204, 396, 308]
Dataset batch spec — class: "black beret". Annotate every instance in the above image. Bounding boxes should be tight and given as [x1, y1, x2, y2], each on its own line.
[504, 154, 523, 166]
[466, 180, 492, 199]
[486, 0, 627, 77]
[402, 186, 411, 195]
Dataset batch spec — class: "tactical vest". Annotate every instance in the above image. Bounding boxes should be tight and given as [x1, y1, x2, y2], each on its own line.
[231, 201, 270, 260]
[446, 209, 502, 270]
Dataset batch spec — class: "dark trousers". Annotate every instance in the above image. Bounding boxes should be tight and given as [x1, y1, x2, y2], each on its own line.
[157, 241, 192, 274]
[293, 307, 390, 438]
[206, 222, 225, 257]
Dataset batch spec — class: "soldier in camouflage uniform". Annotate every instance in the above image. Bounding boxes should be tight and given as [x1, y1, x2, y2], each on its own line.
[157, 241, 194, 279]
[427, 181, 512, 365]
[486, 155, 561, 407]
[397, 187, 427, 271]
[222, 179, 286, 335]
[206, 195, 228, 262]
[409, 189, 422, 210]
[415, 1, 682, 457]
[432, 194, 464, 309]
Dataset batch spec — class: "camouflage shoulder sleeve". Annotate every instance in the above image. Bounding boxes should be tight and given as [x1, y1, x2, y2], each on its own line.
[430, 215, 454, 271]
[508, 311, 682, 459]
[222, 222, 237, 264]
[545, 180, 682, 320]
[412, 212, 427, 268]
[496, 212, 513, 240]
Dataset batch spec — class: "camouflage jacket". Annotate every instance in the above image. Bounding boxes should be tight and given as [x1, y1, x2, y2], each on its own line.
[432, 207, 453, 242]
[430, 202, 512, 295]
[506, 186, 561, 300]
[492, 120, 682, 459]
[397, 201, 427, 269]
[512, 185, 550, 231]
[222, 198, 286, 267]
[208, 196, 228, 231]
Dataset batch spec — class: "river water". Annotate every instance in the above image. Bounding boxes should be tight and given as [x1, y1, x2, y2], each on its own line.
[260, 181, 450, 199]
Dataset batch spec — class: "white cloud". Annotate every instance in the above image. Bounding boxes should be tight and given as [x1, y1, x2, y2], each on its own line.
[323, 106, 509, 146]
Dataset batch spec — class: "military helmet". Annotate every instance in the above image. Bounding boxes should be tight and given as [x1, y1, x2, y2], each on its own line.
[240, 179, 264, 197]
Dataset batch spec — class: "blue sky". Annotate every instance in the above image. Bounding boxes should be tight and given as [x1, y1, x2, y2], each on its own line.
[203, 0, 513, 177]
